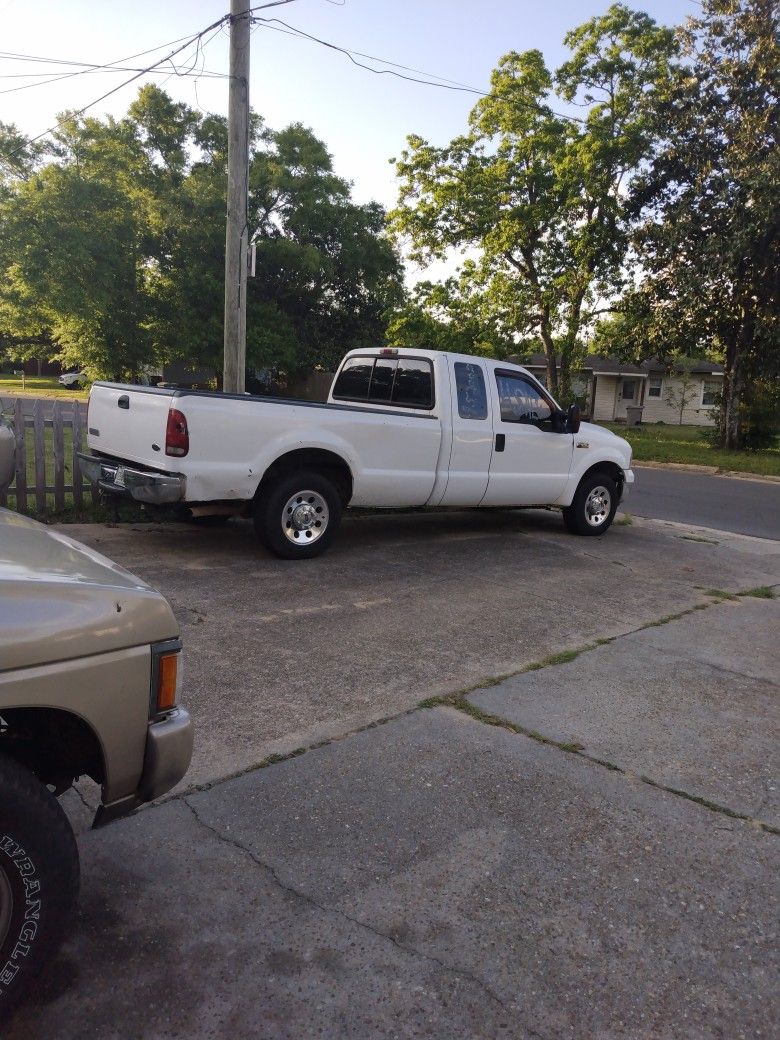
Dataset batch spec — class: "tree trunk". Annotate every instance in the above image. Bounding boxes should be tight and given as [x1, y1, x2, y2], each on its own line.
[722, 357, 745, 449]
[720, 307, 753, 450]
[539, 323, 558, 399]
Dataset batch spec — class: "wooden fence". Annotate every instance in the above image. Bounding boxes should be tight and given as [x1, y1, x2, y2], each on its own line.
[0, 398, 96, 513]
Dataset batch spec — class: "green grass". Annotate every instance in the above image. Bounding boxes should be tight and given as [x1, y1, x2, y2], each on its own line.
[0, 374, 89, 401]
[600, 422, 780, 477]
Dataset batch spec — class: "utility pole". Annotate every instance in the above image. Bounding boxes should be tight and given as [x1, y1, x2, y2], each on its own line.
[223, 0, 251, 394]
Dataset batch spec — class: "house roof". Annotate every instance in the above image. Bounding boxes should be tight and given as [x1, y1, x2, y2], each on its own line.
[513, 353, 724, 377]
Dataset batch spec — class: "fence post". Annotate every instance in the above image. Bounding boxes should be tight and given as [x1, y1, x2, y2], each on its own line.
[32, 399, 46, 513]
[72, 402, 84, 510]
[53, 400, 65, 511]
[13, 399, 27, 513]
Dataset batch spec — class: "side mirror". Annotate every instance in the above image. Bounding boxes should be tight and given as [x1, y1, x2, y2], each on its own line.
[566, 403, 581, 434]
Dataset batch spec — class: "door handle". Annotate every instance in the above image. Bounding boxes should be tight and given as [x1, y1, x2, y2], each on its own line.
[495, 433, 505, 452]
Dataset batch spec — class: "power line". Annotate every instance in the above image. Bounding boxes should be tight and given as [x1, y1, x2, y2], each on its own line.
[254, 16, 587, 124]
[10, 15, 237, 155]
[0, 36, 230, 98]
[4, 0, 301, 142]
[0, 64, 228, 97]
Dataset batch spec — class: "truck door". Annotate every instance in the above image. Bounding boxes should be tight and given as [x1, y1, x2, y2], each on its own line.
[438, 358, 493, 506]
[481, 369, 573, 506]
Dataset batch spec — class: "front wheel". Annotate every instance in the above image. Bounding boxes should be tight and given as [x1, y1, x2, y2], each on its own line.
[0, 756, 80, 1015]
[562, 473, 618, 536]
[254, 470, 342, 559]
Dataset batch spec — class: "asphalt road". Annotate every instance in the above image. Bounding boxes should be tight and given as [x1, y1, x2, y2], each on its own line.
[630, 466, 780, 539]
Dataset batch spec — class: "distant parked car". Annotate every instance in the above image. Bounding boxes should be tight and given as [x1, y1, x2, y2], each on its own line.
[58, 371, 86, 388]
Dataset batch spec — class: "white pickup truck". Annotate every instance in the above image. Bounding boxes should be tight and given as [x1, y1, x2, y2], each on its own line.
[80, 348, 634, 558]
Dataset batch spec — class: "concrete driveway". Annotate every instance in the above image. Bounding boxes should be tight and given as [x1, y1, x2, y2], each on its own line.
[7, 509, 779, 1039]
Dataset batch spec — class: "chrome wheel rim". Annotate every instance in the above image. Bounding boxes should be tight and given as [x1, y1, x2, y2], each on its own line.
[282, 490, 329, 547]
[585, 485, 611, 527]
[0, 867, 13, 951]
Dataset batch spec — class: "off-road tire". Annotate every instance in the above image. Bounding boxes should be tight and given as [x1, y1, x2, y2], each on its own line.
[0, 756, 79, 1015]
[254, 470, 342, 559]
[562, 472, 618, 536]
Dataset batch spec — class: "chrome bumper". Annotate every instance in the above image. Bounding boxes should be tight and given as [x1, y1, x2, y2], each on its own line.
[78, 452, 185, 505]
[622, 468, 635, 497]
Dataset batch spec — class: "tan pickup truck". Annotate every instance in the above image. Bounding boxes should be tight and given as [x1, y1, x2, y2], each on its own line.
[0, 502, 193, 1012]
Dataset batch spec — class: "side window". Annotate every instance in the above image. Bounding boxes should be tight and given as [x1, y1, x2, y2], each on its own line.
[495, 373, 552, 424]
[648, 376, 662, 398]
[392, 359, 434, 409]
[454, 362, 487, 420]
[333, 358, 372, 401]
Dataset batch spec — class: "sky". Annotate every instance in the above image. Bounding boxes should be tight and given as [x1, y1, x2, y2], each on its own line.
[1, 0, 695, 279]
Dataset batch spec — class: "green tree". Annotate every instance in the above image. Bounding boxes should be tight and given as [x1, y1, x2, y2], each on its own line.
[386, 270, 515, 357]
[390, 5, 675, 402]
[631, 0, 780, 448]
[0, 87, 404, 381]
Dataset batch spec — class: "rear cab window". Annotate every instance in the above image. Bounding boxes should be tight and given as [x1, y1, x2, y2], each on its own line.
[332, 355, 435, 411]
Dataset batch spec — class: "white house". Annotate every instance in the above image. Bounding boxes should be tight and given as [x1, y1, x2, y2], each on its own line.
[519, 354, 725, 426]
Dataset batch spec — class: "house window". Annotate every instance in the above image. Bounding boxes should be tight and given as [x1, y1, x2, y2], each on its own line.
[702, 380, 720, 407]
[621, 379, 637, 401]
[648, 377, 662, 398]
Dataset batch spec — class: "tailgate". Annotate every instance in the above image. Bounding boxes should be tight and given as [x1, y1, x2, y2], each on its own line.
[87, 383, 176, 468]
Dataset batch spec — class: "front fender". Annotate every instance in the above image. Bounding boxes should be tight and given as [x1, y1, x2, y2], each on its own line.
[554, 449, 632, 507]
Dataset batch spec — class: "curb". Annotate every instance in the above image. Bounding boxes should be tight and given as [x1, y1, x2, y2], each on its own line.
[634, 461, 780, 484]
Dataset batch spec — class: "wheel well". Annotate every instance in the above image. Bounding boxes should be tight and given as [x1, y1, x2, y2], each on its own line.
[0, 707, 105, 794]
[581, 462, 624, 495]
[256, 448, 353, 506]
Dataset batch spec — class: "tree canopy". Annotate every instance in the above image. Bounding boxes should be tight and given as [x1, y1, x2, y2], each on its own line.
[628, 0, 780, 447]
[390, 4, 675, 402]
[0, 86, 403, 380]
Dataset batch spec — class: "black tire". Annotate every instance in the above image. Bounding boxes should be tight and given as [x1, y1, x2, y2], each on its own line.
[0, 755, 79, 1015]
[254, 470, 342, 559]
[562, 472, 618, 536]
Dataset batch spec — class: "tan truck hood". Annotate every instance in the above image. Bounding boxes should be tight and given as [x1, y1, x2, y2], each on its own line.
[0, 510, 178, 672]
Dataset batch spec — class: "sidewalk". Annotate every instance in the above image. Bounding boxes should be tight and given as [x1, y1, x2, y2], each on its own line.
[7, 529, 778, 1039]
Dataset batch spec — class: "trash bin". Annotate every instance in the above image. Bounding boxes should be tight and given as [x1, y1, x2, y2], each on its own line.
[625, 406, 643, 426]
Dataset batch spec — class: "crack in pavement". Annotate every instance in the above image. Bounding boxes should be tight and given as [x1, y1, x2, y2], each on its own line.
[182, 796, 515, 1020]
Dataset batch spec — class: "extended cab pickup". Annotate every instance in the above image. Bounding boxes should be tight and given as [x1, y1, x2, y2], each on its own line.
[80, 348, 634, 558]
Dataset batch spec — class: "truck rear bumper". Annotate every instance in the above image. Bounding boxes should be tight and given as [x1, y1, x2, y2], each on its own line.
[78, 452, 185, 505]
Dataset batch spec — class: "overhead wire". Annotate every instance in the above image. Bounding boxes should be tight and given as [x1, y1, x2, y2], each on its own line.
[253, 16, 587, 124]
[8, 14, 238, 155]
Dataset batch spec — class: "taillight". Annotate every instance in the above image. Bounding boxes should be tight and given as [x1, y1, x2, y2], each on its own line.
[165, 408, 189, 457]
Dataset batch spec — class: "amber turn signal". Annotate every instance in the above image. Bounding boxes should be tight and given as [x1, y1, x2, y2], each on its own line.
[156, 652, 178, 712]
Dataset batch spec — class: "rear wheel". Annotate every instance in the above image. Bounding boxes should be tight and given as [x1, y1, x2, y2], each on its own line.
[562, 473, 618, 536]
[0, 756, 79, 1015]
[254, 470, 342, 559]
